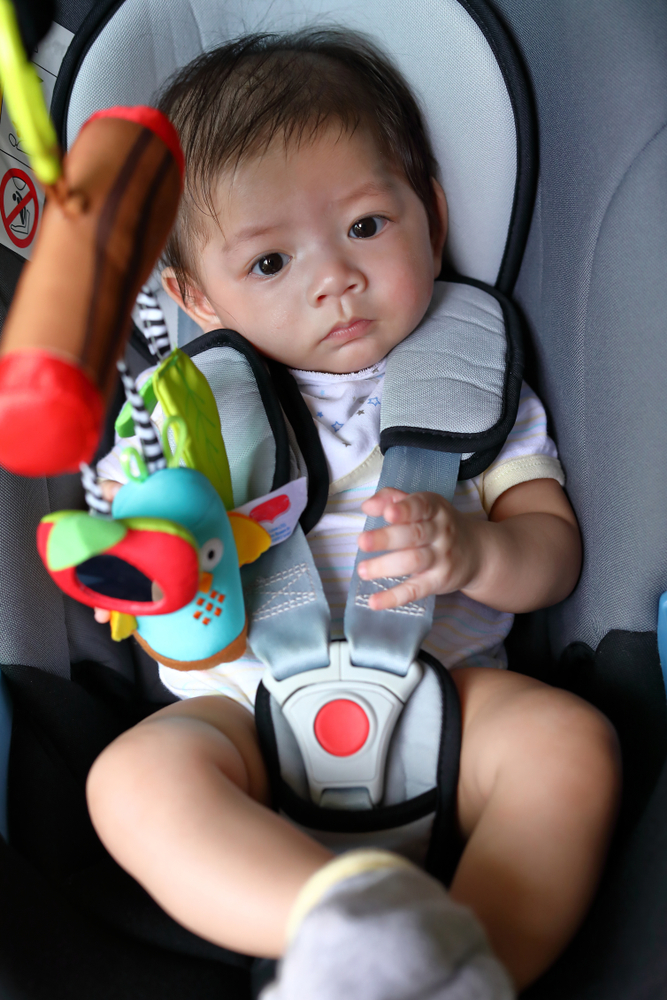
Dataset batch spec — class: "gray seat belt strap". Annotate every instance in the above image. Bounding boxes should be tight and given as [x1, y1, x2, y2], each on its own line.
[344, 446, 461, 676]
[246, 446, 460, 681]
[242, 525, 331, 680]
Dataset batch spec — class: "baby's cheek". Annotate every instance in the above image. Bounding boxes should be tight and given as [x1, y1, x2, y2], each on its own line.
[382, 260, 433, 329]
[234, 295, 292, 350]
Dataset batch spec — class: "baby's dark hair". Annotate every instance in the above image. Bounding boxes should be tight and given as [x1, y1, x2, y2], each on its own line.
[157, 28, 441, 295]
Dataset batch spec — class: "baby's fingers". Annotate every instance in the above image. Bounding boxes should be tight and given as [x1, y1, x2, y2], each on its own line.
[365, 572, 436, 611]
[362, 490, 441, 526]
[359, 517, 437, 554]
[361, 487, 408, 517]
[358, 545, 435, 583]
[99, 479, 122, 503]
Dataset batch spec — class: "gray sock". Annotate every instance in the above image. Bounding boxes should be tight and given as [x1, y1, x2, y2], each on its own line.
[261, 864, 515, 1000]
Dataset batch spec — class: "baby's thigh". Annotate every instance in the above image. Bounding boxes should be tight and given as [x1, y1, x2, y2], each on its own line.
[449, 667, 620, 838]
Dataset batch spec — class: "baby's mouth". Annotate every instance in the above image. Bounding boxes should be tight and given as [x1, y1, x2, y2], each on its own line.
[324, 318, 372, 343]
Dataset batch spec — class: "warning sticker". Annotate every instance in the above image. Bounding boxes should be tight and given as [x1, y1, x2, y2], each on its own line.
[0, 21, 73, 260]
[0, 168, 39, 248]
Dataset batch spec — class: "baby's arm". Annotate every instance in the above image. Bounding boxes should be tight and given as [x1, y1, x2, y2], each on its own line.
[358, 478, 582, 612]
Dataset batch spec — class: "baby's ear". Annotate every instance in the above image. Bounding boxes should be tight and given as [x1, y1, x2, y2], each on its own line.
[431, 179, 448, 275]
[160, 268, 220, 332]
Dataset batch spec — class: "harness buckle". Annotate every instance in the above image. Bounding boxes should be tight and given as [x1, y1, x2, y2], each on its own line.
[262, 640, 422, 807]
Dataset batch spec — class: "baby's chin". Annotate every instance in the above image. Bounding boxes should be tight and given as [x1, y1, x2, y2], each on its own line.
[309, 336, 401, 375]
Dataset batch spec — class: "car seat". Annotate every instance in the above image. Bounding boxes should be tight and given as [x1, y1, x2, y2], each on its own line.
[1, 1, 666, 998]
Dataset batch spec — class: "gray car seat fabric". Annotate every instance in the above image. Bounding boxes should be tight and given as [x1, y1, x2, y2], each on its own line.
[0, 468, 119, 677]
[493, 0, 667, 658]
[0, 441, 167, 685]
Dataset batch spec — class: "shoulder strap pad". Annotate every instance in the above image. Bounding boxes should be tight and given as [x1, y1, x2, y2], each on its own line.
[381, 279, 523, 479]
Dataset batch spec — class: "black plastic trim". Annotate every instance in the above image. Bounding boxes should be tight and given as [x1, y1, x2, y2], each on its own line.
[453, 0, 538, 294]
[16, 0, 55, 57]
[422, 651, 463, 884]
[0, 244, 25, 331]
[379, 278, 524, 480]
[183, 329, 291, 493]
[281, 779, 436, 834]
[264, 360, 329, 535]
[51, 0, 128, 147]
[255, 650, 462, 884]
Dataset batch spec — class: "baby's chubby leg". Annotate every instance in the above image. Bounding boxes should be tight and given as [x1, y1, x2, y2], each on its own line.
[87, 695, 514, 1000]
[86, 695, 333, 956]
[86, 670, 619, 993]
[449, 667, 621, 990]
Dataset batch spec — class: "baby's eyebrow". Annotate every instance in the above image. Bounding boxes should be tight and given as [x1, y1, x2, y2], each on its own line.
[223, 179, 397, 251]
[336, 180, 396, 206]
[225, 223, 283, 249]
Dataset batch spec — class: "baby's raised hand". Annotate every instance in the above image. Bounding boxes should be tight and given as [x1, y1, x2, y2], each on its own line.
[358, 488, 482, 611]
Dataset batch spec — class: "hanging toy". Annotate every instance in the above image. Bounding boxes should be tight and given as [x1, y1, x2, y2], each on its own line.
[135, 284, 172, 361]
[0, 0, 184, 476]
[37, 349, 273, 668]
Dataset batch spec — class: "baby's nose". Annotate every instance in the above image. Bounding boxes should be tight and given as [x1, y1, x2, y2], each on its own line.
[308, 255, 367, 306]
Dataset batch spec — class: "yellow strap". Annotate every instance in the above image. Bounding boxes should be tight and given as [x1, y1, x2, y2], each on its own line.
[0, 0, 61, 184]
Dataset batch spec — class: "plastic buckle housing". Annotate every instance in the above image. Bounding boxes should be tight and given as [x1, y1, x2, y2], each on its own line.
[262, 640, 422, 807]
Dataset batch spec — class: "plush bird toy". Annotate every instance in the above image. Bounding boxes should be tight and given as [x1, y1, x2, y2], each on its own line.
[37, 346, 272, 668]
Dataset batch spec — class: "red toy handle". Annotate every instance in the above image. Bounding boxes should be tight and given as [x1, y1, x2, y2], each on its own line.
[0, 106, 183, 476]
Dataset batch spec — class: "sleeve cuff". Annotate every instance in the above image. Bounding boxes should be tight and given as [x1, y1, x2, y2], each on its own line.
[482, 455, 565, 514]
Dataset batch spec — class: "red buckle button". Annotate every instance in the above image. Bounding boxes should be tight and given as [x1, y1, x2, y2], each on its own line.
[314, 699, 370, 757]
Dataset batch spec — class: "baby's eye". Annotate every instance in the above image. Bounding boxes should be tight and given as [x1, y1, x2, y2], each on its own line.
[349, 216, 387, 240]
[251, 252, 290, 276]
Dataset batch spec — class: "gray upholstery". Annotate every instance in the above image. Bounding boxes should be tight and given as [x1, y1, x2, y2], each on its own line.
[65, 0, 518, 287]
[191, 346, 277, 506]
[0, 470, 70, 676]
[0, 469, 139, 679]
[493, 0, 667, 656]
[0, 3, 664, 998]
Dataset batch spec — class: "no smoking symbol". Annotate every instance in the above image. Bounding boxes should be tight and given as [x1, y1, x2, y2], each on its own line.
[0, 168, 39, 249]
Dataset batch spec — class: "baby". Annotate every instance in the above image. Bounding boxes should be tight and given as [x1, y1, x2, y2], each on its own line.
[89, 29, 620, 999]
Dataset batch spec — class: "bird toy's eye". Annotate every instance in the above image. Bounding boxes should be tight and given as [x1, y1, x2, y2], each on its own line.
[199, 538, 224, 570]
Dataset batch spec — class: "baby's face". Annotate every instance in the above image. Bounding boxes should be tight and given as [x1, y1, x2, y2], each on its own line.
[174, 126, 446, 374]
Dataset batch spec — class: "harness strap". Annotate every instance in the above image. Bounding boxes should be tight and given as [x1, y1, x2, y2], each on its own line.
[243, 525, 331, 680]
[245, 445, 460, 680]
[251, 445, 460, 808]
[345, 447, 461, 675]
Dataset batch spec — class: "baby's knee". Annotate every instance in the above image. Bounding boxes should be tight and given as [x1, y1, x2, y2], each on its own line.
[86, 722, 170, 836]
[460, 676, 621, 827]
[515, 688, 621, 816]
[87, 709, 256, 832]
